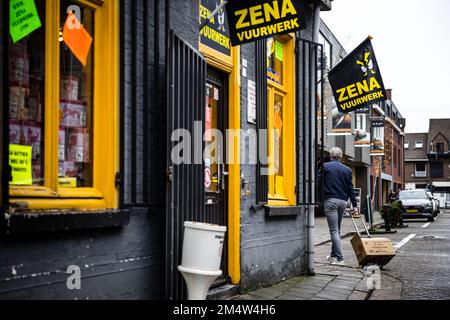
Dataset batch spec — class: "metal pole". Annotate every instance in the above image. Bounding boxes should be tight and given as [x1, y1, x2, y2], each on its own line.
[307, 2, 321, 276]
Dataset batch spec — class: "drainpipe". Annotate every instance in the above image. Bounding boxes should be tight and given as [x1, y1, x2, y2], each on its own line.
[307, 1, 321, 276]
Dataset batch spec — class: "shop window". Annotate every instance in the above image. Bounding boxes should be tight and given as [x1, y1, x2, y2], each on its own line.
[267, 38, 283, 85]
[318, 32, 332, 70]
[267, 35, 295, 206]
[59, 1, 94, 188]
[7, 1, 119, 210]
[9, 1, 46, 186]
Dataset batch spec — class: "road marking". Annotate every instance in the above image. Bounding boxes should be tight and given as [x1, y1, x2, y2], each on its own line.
[394, 234, 417, 250]
[422, 222, 431, 229]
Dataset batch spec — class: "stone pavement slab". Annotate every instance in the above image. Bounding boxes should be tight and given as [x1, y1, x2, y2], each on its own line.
[231, 261, 371, 301]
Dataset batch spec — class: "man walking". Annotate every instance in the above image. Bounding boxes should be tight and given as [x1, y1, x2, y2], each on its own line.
[319, 147, 358, 265]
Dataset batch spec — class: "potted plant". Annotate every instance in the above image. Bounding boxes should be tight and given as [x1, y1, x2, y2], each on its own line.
[381, 201, 404, 230]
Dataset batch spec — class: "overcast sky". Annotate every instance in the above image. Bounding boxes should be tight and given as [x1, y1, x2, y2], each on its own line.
[321, 0, 450, 133]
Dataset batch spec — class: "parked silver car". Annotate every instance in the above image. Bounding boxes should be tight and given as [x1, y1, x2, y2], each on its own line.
[399, 189, 435, 222]
[426, 191, 440, 216]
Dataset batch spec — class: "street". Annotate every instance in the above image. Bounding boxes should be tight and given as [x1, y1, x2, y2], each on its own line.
[371, 210, 450, 300]
[316, 210, 450, 300]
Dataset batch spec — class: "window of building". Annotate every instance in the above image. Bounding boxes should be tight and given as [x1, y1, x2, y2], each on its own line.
[435, 143, 444, 153]
[394, 146, 398, 165]
[356, 113, 367, 132]
[430, 162, 444, 178]
[415, 163, 427, 178]
[415, 141, 423, 149]
[318, 32, 332, 70]
[267, 35, 296, 206]
[404, 142, 409, 149]
[8, 1, 119, 210]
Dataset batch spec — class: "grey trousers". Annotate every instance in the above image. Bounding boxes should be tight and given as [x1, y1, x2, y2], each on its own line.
[324, 198, 347, 261]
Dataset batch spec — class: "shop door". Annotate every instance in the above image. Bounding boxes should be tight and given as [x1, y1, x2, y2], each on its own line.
[204, 68, 229, 285]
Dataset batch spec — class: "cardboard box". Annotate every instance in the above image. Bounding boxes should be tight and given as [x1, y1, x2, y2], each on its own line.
[10, 86, 29, 120]
[350, 234, 396, 267]
[25, 124, 41, 160]
[9, 121, 26, 145]
[59, 129, 66, 161]
[10, 54, 30, 86]
[67, 128, 90, 163]
[60, 76, 79, 101]
[60, 100, 87, 128]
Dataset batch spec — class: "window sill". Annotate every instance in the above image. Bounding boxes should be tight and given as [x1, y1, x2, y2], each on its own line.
[3, 209, 130, 234]
[10, 198, 111, 210]
[265, 205, 301, 217]
[10, 187, 104, 199]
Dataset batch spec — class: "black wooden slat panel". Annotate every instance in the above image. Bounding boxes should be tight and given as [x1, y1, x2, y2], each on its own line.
[296, 38, 324, 205]
[1, 1, 9, 218]
[166, 31, 206, 300]
[256, 39, 268, 205]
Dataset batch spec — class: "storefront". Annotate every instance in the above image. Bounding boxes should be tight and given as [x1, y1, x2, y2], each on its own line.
[1, 0, 329, 300]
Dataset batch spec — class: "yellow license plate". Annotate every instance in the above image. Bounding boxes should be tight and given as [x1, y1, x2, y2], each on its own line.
[407, 209, 418, 213]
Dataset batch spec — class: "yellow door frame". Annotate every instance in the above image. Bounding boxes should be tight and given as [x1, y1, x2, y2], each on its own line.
[9, 0, 120, 210]
[200, 44, 241, 285]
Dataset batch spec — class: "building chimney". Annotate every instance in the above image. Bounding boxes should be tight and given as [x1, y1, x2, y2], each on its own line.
[386, 89, 392, 101]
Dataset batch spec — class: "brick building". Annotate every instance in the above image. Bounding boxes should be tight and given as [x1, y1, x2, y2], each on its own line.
[370, 90, 406, 211]
[405, 119, 450, 208]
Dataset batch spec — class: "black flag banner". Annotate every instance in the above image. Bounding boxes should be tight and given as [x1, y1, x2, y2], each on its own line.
[328, 37, 387, 113]
[225, 0, 306, 46]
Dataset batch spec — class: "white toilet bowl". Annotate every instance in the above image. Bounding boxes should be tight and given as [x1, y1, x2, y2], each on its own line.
[178, 266, 222, 300]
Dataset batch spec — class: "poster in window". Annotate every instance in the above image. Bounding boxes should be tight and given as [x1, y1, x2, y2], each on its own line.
[328, 104, 352, 136]
[370, 118, 385, 156]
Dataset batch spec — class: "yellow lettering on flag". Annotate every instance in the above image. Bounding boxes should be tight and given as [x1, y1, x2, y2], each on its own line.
[281, 0, 297, 17]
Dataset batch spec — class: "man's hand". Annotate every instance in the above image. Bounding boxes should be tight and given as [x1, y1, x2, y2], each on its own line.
[350, 208, 359, 216]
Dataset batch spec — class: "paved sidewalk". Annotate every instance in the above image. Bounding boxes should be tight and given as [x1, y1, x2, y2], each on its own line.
[232, 263, 372, 300]
[230, 213, 387, 301]
[315, 212, 384, 246]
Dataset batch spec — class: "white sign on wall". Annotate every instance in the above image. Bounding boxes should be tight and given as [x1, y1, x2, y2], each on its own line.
[247, 79, 256, 124]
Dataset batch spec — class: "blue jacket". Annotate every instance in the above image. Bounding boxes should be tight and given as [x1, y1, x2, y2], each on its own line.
[319, 160, 357, 207]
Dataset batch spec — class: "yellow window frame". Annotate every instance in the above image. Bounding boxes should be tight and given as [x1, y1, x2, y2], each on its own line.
[267, 34, 296, 207]
[9, 0, 119, 210]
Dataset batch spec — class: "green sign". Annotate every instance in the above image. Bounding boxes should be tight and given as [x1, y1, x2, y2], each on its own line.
[275, 40, 283, 62]
[10, 0, 42, 43]
[9, 144, 33, 186]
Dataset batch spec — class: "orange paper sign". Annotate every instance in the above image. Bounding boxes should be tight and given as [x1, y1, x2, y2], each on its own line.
[63, 13, 93, 66]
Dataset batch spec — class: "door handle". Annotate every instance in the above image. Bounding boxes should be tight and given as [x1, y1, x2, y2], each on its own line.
[221, 163, 228, 191]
